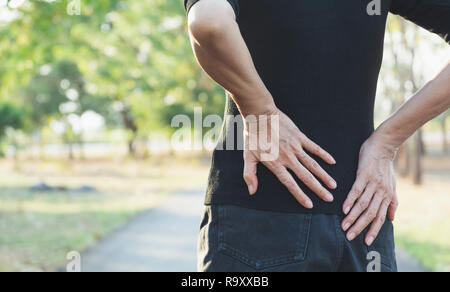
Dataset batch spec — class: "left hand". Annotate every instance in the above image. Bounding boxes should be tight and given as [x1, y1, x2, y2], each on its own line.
[341, 133, 399, 246]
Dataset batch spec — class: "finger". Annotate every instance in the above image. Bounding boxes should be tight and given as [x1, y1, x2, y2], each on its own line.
[243, 152, 259, 195]
[296, 150, 337, 189]
[299, 133, 336, 165]
[346, 192, 384, 241]
[268, 164, 313, 209]
[289, 159, 334, 203]
[388, 175, 398, 221]
[365, 198, 390, 246]
[342, 182, 377, 232]
[388, 196, 398, 222]
[343, 172, 370, 215]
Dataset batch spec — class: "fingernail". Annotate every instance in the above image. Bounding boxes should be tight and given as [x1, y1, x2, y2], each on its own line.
[347, 232, 355, 241]
[330, 180, 337, 189]
[306, 201, 314, 209]
[330, 156, 336, 164]
[248, 184, 254, 195]
[343, 222, 350, 231]
[344, 206, 350, 215]
[326, 194, 334, 202]
[367, 236, 375, 246]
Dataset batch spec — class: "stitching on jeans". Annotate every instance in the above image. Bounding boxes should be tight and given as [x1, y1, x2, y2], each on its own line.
[217, 205, 225, 252]
[300, 214, 313, 261]
[334, 216, 344, 272]
[217, 206, 312, 270]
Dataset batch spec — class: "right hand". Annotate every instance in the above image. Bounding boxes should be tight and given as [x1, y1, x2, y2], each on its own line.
[243, 108, 337, 209]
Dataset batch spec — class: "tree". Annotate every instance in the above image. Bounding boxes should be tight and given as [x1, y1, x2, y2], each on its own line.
[0, 102, 24, 138]
[0, 102, 25, 157]
[21, 60, 111, 159]
[382, 17, 423, 184]
[381, 16, 448, 185]
[1, 0, 226, 157]
[438, 112, 449, 153]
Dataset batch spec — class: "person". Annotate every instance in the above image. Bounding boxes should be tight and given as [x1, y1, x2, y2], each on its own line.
[184, 0, 450, 272]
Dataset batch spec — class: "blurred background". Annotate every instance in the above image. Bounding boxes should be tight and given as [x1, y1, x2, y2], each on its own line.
[0, 0, 448, 272]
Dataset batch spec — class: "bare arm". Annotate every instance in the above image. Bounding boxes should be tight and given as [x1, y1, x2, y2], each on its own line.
[342, 61, 450, 246]
[376, 62, 450, 151]
[187, 0, 337, 208]
[187, 0, 275, 117]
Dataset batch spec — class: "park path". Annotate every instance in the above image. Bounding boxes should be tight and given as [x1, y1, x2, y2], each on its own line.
[81, 189, 204, 272]
[81, 189, 426, 272]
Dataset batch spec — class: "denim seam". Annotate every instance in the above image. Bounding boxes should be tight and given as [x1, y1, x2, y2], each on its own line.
[217, 206, 311, 270]
[334, 216, 344, 272]
[301, 214, 313, 263]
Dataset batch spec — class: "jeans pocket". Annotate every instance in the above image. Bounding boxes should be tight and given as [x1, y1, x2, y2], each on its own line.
[217, 205, 312, 270]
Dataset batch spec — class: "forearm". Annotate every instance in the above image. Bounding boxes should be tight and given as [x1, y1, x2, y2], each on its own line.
[187, 0, 276, 117]
[374, 61, 450, 154]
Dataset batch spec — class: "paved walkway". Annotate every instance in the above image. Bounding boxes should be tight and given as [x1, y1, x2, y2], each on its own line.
[82, 189, 204, 272]
[81, 190, 426, 272]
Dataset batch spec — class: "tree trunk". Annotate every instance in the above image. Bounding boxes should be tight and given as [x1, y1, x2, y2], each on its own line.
[38, 129, 45, 160]
[13, 143, 19, 170]
[443, 117, 448, 154]
[120, 105, 138, 157]
[395, 144, 410, 177]
[412, 130, 423, 185]
[128, 139, 136, 156]
[418, 129, 425, 156]
[78, 141, 85, 160]
[77, 133, 85, 160]
[137, 138, 150, 160]
[68, 143, 74, 160]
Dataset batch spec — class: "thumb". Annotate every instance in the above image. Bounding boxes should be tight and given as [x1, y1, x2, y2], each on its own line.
[243, 153, 259, 195]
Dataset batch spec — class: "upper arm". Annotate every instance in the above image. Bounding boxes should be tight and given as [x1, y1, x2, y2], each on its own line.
[390, 0, 450, 44]
[184, 0, 240, 18]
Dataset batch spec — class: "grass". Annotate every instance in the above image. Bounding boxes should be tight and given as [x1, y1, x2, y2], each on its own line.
[0, 156, 210, 272]
[394, 154, 450, 272]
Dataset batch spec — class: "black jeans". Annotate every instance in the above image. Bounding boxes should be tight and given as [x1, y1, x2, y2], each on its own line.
[198, 205, 397, 272]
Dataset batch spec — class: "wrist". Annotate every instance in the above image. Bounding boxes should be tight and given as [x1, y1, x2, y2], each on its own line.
[241, 101, 279, 132]
[370, 129, 399, 161]
[238, 96, 278, 118]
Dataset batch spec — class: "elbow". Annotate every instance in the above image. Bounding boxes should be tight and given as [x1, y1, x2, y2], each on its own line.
[188, 15, 228, 43]
[187, 3, 234, 43]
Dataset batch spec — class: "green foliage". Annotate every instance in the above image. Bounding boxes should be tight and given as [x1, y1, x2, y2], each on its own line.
[21, 60, 111, 128]
[0, 102, 25, 137]
[0, 0, 225, 145]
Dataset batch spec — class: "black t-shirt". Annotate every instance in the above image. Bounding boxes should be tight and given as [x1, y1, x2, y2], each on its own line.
[185, 0, 450, 214]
